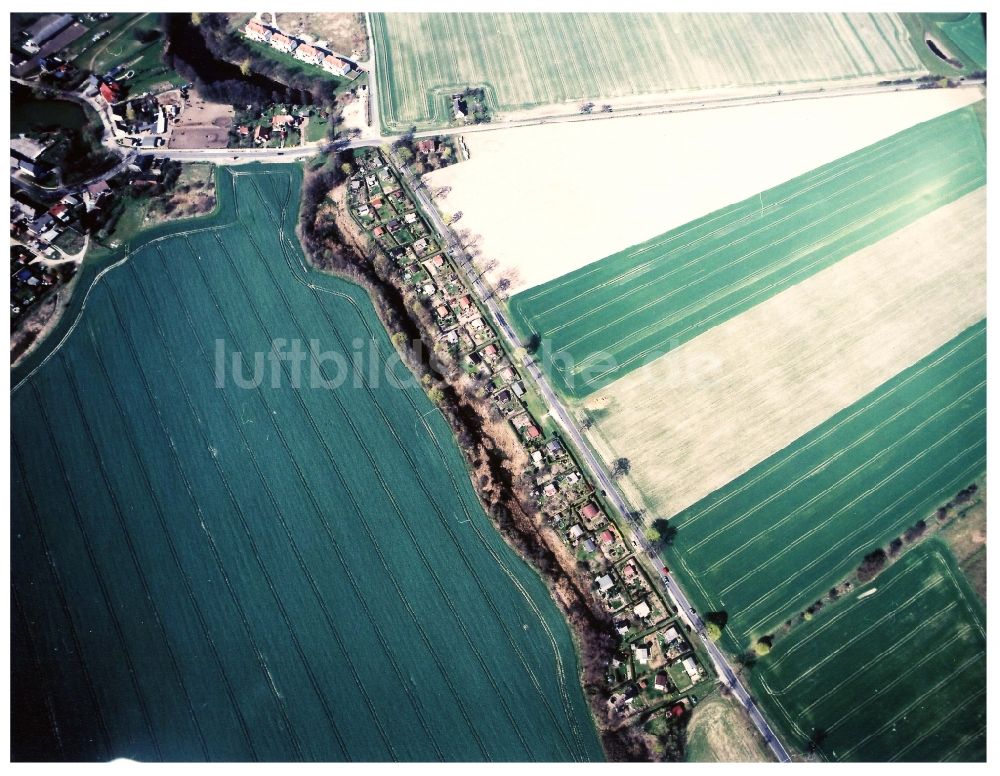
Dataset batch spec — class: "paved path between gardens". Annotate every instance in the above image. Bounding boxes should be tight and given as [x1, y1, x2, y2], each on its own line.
[388, 146, 794, 763]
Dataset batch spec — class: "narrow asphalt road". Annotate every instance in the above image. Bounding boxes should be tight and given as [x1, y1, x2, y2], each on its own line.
[391, 149, 793, 763]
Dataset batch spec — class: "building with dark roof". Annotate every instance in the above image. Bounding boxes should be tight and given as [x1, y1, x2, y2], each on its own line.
[24, 13, 73, 47]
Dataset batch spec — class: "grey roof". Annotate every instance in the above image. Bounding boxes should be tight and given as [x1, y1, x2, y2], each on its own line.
[26, 14, 73, 45]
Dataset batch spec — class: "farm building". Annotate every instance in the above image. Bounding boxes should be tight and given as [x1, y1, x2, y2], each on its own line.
[48, 203, 70, 222]
[84, 180, 111, 209]
[24, 13, 73, 48]
[10, 137, 49, 161]
[682, 657, 700, 682]
[99, 81, 121, 104]
[18, 160, 49, 179]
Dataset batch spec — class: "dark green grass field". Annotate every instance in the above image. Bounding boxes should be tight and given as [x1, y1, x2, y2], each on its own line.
[751, 541, 985, 762]
[509, 106, 986, 399]
[663, 320, 985, 646]
[10, 166, 603, 762]
[936, 13, 986, 70]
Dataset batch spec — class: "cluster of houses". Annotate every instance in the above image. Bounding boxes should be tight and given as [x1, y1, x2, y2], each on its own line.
[243, 20, 353, 77]
[234, 111, 306, 148]
[344, 148, 710, 722]
[10, 180, 111, 320]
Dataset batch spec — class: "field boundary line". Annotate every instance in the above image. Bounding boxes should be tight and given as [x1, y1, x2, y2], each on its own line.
[675, 324, 985, 530]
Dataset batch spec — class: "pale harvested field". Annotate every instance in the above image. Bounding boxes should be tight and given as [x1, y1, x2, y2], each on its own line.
[425, 89, 982, 293]
[684, 693, 773, 763]
[373, 13, 923, 131]
[583, 188, 986, 519]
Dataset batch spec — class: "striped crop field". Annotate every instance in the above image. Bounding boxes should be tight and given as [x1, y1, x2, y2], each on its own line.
[509, 105, 986, 399]
[10, 167, 603, 762]
[372, 13, 923, 131]
[665, 320, 985, 646]
[752, 541, 985, 762]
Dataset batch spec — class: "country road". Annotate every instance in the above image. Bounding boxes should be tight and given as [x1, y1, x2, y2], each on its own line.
[389, 147, 794, 763]
[155, 75, 984, 164]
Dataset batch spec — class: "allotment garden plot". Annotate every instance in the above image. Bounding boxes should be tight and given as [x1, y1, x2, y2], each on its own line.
[373, 12, 923, 131]
[752, 542, 985, 762]
[10, 166, 602, 762]
[666, 321, 985, 646]
[509, 105, 985, 399]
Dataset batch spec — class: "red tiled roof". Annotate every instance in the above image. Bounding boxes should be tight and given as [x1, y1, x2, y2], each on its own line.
[99, 82, 120, 103]
[323, 54, 349, 70]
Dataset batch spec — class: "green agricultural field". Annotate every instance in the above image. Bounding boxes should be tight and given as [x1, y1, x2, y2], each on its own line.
[664, 320, 985, 646]
[372, 12, 923, 131]
[936, 13, 987, 70]
[10, 166, 603, 762]
[752, 541, 985, 761]
[509, 105, 986, 399]
[900, 13, 987, 73]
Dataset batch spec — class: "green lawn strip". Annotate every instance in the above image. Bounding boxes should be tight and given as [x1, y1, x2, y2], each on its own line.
[509, 105, 985, 399]
[748, 540, 984, 761]
[663, 319, 985, 646]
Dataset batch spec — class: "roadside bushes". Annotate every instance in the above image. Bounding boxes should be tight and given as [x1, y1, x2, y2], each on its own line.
[753, 637, 772, 657]
[856, 548, 887, 583]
